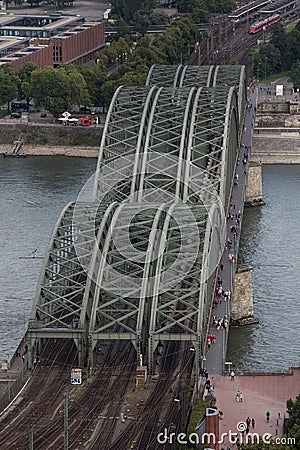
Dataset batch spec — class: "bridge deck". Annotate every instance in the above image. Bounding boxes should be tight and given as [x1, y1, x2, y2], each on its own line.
[205, 87, 258, 375]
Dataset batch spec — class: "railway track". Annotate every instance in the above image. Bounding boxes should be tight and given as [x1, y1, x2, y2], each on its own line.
[193, 10, 300, 77]
[0, 340, 136, 449]
[107, 343, 194, 450]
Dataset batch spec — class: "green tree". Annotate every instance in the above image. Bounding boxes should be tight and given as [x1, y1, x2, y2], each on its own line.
[30, 67, 73, 116]
[63, 65, 91, 107]
[0, 65, 19, 110]
[270, 23, 288, 70]
[110, 0, 156, 22]
[79, 62, 108, 107]
[133, 9, 151, 35]
[260, 44, 282, 75]
[289, 61, 300, 91]
[18, 62, 39, 109]
[286, 29, 300, 69]
[134, 35, 167, 66]
[287, 394, 300, 440]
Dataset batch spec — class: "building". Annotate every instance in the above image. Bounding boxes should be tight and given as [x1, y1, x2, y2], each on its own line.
[0, 14, 105, 69]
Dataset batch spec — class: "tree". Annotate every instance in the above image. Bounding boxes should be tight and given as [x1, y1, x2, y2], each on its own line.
[18, 62, 39, 109]
[286, 29, 300, 69]
[260, 44, 282, 75]
[0, 65, 19, 110]
[270, 23, 288, 70]
[62, 64, 91, 106]
[287, 394, 300, 441]
[289, 61, 300, 91]
[31, 67, 74, 116]
[79, 62, 108, 107]
[133, 9, 151, 35]
[110, 0, 156, 22]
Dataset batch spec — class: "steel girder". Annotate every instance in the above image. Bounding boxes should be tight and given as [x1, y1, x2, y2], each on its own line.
[82, 201, 218, 374]
[93, 84, 239, 207]
[146, 64, 215, 88]
[93, 85, 160, 204]
[146, 64, 184, 87]
[27, 201, 104, 366]
[179, 65, 215, 87]
[87, 82, 239, 368]
[213, 65, 247, 126]
[28, 65, 244, 371]
[146, 64, 246, 127]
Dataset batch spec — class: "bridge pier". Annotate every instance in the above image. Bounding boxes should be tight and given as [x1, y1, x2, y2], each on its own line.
[231, 266, 259, 326]
[245, 162, 264, 206]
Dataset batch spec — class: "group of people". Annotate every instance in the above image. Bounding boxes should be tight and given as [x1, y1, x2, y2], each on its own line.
[201, 368, 215, 394]
[235, 390, 244, 402]
[212, 315, 229, 331]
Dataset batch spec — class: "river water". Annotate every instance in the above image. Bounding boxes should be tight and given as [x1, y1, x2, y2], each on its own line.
[0, 158, 299, 371]
[227, 165, 300, 371]
[0, 156, 96, 360]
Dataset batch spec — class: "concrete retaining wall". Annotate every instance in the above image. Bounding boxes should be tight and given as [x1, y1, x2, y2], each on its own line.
[252, 136, 300, 164]
[0, 123, 102, 148]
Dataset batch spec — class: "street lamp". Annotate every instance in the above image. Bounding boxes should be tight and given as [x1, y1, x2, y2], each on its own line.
[195, 41, 201, 65]
[264, 57, 267, 80]
[256, 63, 260, 83]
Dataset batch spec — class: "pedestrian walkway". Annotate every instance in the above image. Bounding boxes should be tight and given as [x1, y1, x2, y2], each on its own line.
[204, 87, 258, 376]
[210, 369, 300, 449]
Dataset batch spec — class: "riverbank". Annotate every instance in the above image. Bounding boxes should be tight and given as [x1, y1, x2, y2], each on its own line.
[211, 368, 300, 449]
[0, 144, 99, 158]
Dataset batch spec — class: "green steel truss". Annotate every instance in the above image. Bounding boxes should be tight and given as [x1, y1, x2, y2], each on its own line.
[28, 65, 245, 372]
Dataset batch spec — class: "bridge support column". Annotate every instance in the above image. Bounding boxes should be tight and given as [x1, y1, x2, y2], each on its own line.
[245, 162, 264, 206]
[231, 266, 259, 326]
[148, 335, 154, 375]
[27, 334, 37, 370]
[73, 337, 85, 367]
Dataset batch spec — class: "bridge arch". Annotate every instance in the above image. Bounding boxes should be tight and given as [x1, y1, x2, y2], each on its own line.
[27, 64, 246, 375]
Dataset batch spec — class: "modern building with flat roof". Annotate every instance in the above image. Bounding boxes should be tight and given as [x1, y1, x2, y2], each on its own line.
[0, 14, 105, 69]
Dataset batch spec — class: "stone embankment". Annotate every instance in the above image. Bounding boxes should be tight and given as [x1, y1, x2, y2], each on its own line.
[252, 134, 300, 164]
[0, 144, 99, 158]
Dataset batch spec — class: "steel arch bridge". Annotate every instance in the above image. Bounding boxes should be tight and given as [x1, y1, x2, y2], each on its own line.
[27, 65, 246, 375]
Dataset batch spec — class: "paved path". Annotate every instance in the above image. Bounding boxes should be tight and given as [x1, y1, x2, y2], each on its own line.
[204, 87, 258, 376]
[210, 369, 300, 449]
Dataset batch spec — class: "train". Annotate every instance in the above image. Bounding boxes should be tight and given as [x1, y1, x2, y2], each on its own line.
[249, 13, 281, 34]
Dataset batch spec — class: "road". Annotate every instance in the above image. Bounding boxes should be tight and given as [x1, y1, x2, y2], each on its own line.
[5, 0, 110, 20]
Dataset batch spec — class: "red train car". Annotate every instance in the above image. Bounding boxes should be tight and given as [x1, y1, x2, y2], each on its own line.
[249, 14, 281, 34]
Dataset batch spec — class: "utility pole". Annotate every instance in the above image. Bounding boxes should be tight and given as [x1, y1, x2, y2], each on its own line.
[29, 427, 34, 450]
[64, 392, 69, 450]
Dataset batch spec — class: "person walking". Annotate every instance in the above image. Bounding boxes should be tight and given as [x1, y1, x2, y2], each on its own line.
[251, 418, 255, 428]
[240, 392, 244, 402]
[230, 370, 235, 381]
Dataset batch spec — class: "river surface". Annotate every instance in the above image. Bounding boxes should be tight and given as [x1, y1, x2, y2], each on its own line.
[227, 165, 300, 371]
[0, 156, 97, 360]
[0, 158, 299, 370]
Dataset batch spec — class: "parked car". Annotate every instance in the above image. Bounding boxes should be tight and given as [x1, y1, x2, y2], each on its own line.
[79, 106, 92, 114]
[11, 112, 21, 118]
[79, 116, 92, 126]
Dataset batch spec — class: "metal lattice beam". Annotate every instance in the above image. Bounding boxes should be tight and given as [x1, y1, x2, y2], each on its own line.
[28, 65, 246, 373]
